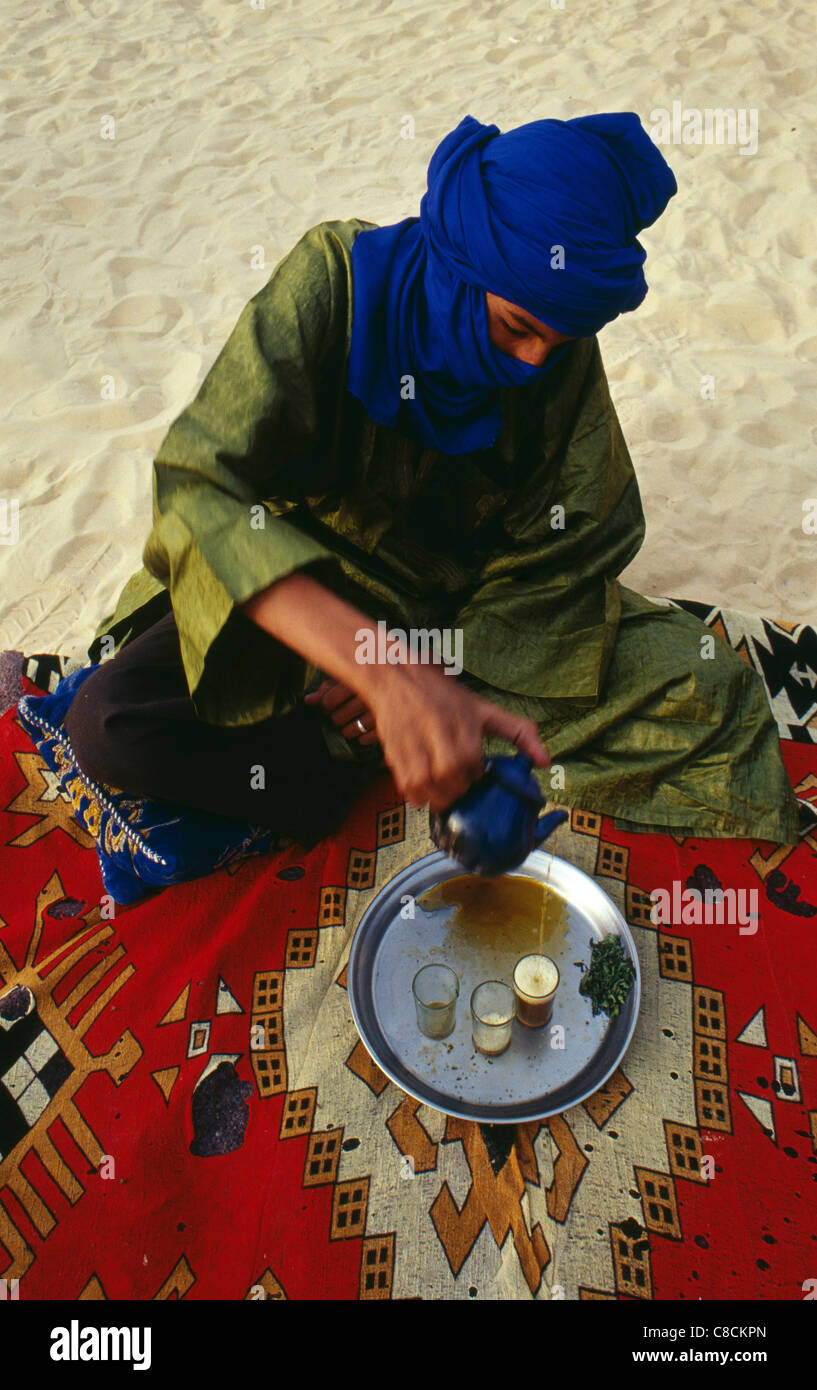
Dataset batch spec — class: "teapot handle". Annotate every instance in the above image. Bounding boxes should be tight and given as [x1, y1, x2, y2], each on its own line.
[534, 809, 569, 844]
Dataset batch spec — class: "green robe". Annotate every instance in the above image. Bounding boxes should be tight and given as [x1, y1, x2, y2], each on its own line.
[89, 218, 799, 844]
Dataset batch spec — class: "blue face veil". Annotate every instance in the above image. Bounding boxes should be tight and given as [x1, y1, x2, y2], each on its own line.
[344, 113, 677, 455]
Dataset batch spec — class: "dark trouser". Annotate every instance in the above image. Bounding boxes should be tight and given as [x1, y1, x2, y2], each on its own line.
[63, 610, 384, 851]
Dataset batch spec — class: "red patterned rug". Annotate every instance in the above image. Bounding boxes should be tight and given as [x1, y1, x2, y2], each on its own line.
[1, 597, 816, 1301]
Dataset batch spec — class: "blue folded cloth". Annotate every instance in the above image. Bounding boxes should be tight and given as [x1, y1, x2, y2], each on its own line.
[16, 665, 291, 906]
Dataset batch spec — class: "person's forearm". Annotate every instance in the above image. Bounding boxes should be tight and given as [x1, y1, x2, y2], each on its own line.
[240, 571, 405, 702]
[240, 570, 549, 812]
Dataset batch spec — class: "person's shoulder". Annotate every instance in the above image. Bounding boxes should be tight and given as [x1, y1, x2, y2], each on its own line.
[248, 220, 379, 356]
[253, 219, 378, 308]
[285, 217, 380, 272]
[305, 217, 380, 245]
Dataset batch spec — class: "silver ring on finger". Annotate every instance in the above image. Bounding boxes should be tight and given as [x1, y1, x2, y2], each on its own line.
[355, 717, 367, 735]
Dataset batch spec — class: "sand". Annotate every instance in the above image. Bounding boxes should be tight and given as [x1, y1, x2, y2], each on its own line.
[2, 0, 815, 661]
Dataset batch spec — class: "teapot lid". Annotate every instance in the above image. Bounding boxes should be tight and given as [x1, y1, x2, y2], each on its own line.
[488, 752, 543, 807]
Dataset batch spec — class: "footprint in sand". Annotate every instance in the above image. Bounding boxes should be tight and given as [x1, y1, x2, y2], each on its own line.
[736, 417, 791, 450]
[55, 194, 105, 226]
[87, 41, 143, 82]
[106, 256, 160, 279]
[93, 294, 184, 336]
[777, 227, 814, 261]
[647, 411, 686, 445]
[792, 335, 817, 363]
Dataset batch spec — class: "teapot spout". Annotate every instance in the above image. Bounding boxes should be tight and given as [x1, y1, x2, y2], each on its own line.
[534, 809, 569, 844]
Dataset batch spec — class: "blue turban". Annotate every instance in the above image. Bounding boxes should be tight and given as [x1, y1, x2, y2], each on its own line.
[345, 112, 677, 455]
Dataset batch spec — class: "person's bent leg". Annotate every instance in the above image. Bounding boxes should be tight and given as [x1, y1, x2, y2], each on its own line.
[469, 585, 799, 844]
[63, 609, 383, 850]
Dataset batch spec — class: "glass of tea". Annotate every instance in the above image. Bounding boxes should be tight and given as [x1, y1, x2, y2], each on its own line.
[470, 980, 516, 1056]
[412, 963, 459, 1039]
[513, 953, 559, 1028]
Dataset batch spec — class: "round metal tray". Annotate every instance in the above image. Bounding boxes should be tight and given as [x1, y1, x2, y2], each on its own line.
[347, 848, 641, 1123]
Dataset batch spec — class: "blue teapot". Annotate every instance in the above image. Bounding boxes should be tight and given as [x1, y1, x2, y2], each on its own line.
[428, 752, 569, 876]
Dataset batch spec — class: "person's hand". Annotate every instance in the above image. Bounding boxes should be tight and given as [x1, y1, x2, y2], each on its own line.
[304, 679, 380, 744]
[362, 663, 550, 813]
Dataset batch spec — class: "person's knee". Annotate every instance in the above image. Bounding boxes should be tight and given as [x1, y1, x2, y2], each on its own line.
[672, 640, 761, 732]
[628, 608, 748, 716]
[63, 668, 138, 791]
[696, 635, 749, 694]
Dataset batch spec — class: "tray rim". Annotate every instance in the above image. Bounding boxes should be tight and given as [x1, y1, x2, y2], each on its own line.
[347, 848, 642, 1124]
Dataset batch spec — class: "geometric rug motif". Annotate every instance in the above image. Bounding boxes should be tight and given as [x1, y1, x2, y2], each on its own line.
[1, 596, 815, 1299]
[664, 597, 817, 745]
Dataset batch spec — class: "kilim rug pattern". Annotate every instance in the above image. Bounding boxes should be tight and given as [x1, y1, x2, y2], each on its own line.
[0, 596, 815, 1300]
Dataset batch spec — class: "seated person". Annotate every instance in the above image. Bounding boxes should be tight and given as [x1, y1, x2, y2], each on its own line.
[64, 112, 800, 855]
